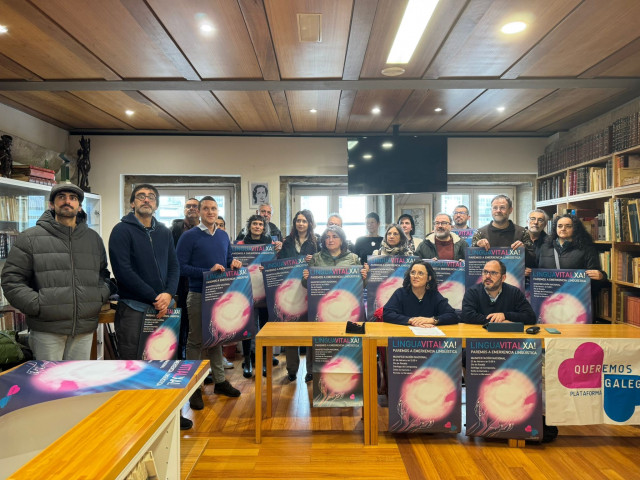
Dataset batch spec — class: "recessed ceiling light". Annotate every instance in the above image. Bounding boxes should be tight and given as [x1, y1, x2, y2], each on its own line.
[348, 164, 355, 168]
[371, 107, 381, 115]
[381, 67, 406, 77]
[434, 107, 442, 112]
[0, 25, 8, 34]
[387, 0, 440, 64]
[200, 23, 214, 33]
[382, 142, 393, 149]
[363, 154, 373, 160]
[501, 21, 527, 34]
[496, 106, 505, 112]
[125, 110, 135, 116]
[309, 109, 317, 113]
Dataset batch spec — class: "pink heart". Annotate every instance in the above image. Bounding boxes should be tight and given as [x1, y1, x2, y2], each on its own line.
[349, 394, 355, 400]
[525, 425, 532, 432]
[243, 330, 248, 337]
[558, 342, 604, 389]
[8, 385, 20, 396]
[444, 421, 451, 428]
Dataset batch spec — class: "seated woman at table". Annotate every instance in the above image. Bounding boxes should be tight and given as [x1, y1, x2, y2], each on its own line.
[383, 260, 459, 327]
[372, 224, 412, 256]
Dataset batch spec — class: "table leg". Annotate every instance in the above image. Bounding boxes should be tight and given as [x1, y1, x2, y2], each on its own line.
[266, 345, 273, 417]
[255, 338, 263, 444]
[369, 340, 379, 445]
[362, 337, 370, 445]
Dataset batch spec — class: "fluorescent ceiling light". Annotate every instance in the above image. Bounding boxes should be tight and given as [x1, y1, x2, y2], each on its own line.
[363, 154, 373, 160]
[348, 164, 355, 168]
[387, 0, 440, 64]
[501, 21, 527, 34]
[382, 142, 393, 149]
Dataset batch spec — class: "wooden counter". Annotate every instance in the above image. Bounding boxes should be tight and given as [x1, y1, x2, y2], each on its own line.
[2, 360, 208, 480]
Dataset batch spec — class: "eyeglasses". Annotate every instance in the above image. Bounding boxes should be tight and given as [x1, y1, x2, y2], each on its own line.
[453, 211, 468, 216]
[482, 270, 501, 277]
[135, 193, 157, 202]
[528, 217, 546, 223]
[409, 271, 426, 277]
[185, 204, 199, 210]
[434, 221, 451, 226]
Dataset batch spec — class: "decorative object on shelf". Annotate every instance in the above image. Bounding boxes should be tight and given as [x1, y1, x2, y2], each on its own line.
[77, 135, 91, 193]
[0, 135, 13, 178]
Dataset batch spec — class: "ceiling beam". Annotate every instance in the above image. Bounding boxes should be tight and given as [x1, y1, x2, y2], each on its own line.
[1, 78, 640, 91]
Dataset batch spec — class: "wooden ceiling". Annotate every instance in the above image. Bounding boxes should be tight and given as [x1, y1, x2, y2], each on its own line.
[1, 0, 639, 137]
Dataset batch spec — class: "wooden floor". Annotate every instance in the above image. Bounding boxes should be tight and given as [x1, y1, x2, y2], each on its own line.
[180, 353, 640, 480]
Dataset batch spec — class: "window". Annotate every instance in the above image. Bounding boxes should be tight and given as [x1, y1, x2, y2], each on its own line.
[155, 186, 235, 234]
[292, 186, 372, 241]
[438, 187, 516, 228]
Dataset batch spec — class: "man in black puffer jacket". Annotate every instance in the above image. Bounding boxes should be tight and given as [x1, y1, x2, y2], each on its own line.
[1, 183, 113, 360]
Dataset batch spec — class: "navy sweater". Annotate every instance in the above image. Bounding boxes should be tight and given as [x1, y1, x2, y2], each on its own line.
[176, 226, 234, 292]
[461, 282, 536, 325]
[109, 213, 179, 304]
[383, 287, 459, 325]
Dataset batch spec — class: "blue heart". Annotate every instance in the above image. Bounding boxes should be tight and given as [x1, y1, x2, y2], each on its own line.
[451, 425, 457, 431]
[0, 396, 9, 408]
[532, 429, 539, 436]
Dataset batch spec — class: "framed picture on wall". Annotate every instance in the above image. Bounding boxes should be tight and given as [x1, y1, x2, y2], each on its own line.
[249, 182, 270, 208]
[401, 205, 431, 239]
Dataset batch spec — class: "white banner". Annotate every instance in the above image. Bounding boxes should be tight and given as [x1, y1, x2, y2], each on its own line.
[545, 338, 640, 425]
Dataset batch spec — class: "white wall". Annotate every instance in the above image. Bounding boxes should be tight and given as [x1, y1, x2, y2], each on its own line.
[60, 134, 543, 245]
[0, 104, 68, 153]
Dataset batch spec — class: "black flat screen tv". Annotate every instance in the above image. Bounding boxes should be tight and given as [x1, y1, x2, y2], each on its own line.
[347, 136, 448, 195]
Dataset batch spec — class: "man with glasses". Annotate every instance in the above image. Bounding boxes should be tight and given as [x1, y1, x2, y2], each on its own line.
[109, 184, 191, 429]
[452, 205, 471, 230]
[416, 213, 467, 261]
[461, 260, 535, 324]
[2, 183, 114, 361]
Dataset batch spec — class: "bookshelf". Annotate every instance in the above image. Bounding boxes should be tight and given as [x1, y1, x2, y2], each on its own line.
[536, 144, 640, 325]
[0, 177, 102, 330]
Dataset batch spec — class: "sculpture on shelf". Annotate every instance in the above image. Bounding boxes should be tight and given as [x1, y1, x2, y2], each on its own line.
[77, 135, 91, 193]
[0, 134, 13, 178]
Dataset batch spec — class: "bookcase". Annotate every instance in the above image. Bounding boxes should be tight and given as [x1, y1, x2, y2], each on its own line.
[536, 144, 640, 325]
[0, 177, 103, 343]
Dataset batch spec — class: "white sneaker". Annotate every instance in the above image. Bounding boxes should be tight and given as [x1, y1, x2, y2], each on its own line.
[222, 357, 234, 369]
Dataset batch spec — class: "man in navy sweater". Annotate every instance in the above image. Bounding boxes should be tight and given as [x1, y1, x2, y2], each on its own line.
[461, 259, 535, 325]
[176, 196, 242, 409]
[109, 184, 192, 430]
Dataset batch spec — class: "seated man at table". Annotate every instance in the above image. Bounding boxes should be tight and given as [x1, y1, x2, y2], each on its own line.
[461, 259, 536, 325]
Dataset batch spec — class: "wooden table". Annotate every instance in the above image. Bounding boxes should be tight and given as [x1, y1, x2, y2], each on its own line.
[2, 360, 208, 479]
[254, 322, 370, 444]
[365, 322, 640, 445]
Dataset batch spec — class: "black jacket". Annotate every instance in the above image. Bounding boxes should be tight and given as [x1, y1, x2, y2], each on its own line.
[278, 235, 319, 259]
[1, 210, 113, 335]
[461, 282, 536, 325]
[383, 287, 459, 325]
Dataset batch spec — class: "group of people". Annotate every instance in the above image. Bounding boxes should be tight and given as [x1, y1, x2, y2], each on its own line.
[1, 184, 605, 437]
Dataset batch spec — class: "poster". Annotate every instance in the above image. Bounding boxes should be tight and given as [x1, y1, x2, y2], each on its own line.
[530, 269, 592, 324]
[231, 244, 276, 306]
[137, 307, 181, 360]
[308, 266, 365, 323]
[0, 360, 200, 418]
[365, 255, 417, 320]
[387, 337, 462, 433]
[262, 256, 308, 322]
[201, 268, 255, 348]
[465, 247, 525, 292]
[466, 337, 542, 440]
[545, 338, 640, 425]
[312, 336, 363, 407]
[427, 260, 465, 310]
[456, 229, 475, 247]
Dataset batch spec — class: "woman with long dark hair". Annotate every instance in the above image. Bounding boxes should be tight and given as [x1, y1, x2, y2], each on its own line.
[373, 223, 412, 256]
[383, 259, 458, 326]
[277, 209, 320, 382]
